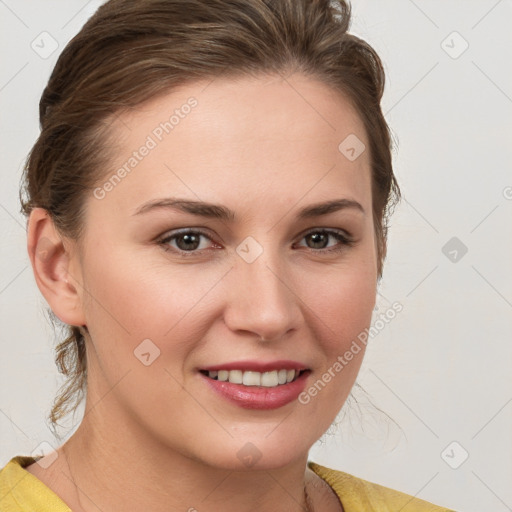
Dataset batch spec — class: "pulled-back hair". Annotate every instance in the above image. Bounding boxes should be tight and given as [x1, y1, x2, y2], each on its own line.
[20, 0, 400, 432]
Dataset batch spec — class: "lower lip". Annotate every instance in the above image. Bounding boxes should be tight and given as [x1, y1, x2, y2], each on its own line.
[200, 371, 310, 410]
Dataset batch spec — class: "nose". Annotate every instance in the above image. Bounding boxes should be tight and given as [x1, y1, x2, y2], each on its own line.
[223, 249, 303, 342]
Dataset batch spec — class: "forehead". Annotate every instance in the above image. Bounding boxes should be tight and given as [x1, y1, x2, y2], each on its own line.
[91, 73, 371, 221]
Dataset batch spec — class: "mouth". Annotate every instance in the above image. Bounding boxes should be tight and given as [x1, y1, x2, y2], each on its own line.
[198, 360, 312, 409]
[199, 368, 309, 388]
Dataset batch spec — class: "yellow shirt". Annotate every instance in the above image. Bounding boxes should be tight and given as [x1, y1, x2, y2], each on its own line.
[0, 455, 455, 511]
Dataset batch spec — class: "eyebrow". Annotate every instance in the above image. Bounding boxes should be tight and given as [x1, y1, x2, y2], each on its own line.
[132, 197, 365, 221]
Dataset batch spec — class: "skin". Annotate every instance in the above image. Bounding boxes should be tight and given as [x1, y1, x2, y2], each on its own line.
[26, 72, 378, 512]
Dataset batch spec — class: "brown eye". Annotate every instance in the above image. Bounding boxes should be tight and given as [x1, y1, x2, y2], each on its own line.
[297, 229, 354, 253]
[173, 232, 202, 251]
[158, 229, 216, 256]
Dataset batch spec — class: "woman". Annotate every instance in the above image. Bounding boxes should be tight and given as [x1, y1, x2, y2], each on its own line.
[0, 0, 454, 510]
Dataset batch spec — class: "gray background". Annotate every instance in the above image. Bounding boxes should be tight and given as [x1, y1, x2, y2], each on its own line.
[1, 1, 511, 511]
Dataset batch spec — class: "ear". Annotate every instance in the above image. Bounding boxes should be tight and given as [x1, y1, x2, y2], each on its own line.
[27, 208, 87, 327]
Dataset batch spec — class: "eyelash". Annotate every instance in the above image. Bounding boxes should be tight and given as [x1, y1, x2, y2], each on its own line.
[157, 228, 355, 258]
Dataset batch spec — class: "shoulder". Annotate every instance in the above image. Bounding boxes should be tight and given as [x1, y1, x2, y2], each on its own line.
[0, 456, 71, 512]
[308, 461, 456, 512]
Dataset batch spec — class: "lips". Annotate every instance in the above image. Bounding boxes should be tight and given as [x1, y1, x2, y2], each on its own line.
[198, 360, 311, 410]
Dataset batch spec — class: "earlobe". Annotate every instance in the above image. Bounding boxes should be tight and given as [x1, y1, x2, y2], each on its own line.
[27, 208, 87, 327]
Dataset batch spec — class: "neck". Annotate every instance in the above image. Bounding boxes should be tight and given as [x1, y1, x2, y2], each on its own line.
[59, 406, 313, 512]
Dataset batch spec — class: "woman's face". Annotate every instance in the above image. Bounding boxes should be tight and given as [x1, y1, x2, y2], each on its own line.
[70, 73, 377, 469]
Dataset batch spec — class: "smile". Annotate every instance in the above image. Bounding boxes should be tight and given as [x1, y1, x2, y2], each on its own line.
[200, 369, 306, 388]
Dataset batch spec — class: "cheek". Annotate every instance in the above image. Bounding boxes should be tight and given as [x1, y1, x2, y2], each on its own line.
[298, 244, 377, 341]
[292, 266, 375, 431]
[303, 269, 375, 364]
[294, 247, 376, 385]
[332, 266, 375, 324]
[80, 249, 226, 365]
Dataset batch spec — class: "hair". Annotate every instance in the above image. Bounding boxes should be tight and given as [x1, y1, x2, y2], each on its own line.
[20, 0, 400, 433]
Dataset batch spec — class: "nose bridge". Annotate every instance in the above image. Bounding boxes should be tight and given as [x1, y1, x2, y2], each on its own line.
[224, 239, 301, 341]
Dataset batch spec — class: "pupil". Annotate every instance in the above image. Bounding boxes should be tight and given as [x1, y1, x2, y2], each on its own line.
[178, 234, 199, 251]
[309, 233, 327, 249]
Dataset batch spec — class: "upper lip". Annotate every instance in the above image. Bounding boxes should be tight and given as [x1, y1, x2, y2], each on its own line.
[199, 360, 310, 372]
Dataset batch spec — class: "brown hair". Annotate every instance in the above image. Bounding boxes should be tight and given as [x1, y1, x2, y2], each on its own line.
[20, 0, 400, 432]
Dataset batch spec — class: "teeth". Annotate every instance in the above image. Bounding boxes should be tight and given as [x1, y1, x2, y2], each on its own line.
[242, 371, 261, 386]
[207, 369, 301, 387]
[261, 370, 278, 387]
[228, 370, 243, 384]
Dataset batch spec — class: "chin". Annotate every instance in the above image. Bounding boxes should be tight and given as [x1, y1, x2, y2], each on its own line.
[178, 423, 321, 472]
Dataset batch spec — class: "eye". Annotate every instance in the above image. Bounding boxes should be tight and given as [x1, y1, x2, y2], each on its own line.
[158, 229, 218, 257]
[295, 229, 354, 254]
[157, 227, 355, 258]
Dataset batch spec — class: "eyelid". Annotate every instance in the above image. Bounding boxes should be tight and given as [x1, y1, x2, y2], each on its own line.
[300, 226, 353, 240]
[295, 227, 355, 252]
[157, 226, 354, 242]
[157, 227, 217, 247]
